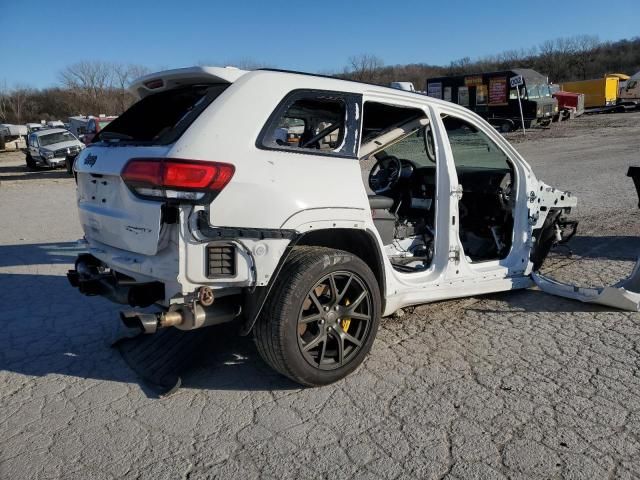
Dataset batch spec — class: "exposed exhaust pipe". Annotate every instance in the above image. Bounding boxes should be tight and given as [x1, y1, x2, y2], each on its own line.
[69, 254, 164, 307]
[120, 310, 182, 334]
[120, 301, 241, 334]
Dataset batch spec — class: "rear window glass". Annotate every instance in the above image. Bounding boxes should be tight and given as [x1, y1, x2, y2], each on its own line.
[96, 84, 228, 144]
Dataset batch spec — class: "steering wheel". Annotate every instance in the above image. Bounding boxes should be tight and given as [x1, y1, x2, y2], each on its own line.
[369, 155, 402, 193]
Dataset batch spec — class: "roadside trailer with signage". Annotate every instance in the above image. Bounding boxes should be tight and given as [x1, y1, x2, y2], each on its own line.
[425, 69, 558, 132]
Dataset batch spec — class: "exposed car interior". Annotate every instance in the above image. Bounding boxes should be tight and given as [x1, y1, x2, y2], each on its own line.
[266, 97, 346, 151]
[361, 103, 438, 272]
[441, 114, 515, 262]
[361, 103, 516, 273]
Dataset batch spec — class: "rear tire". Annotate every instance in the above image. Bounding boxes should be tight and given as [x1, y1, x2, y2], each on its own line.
[254, 246, 381, 387]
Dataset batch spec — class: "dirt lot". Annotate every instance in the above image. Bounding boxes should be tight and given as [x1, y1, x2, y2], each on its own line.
[1, 112, 640, 479]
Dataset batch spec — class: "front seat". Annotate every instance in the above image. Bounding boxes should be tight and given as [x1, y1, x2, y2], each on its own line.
[368, 195, 395, 246]
[367, 195, 394, 210]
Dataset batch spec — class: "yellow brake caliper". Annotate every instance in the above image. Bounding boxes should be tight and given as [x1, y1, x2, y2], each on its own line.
[341, 299, 351, 332]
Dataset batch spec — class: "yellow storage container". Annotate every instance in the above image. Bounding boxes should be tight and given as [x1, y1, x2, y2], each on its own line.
[561, 75, 620, 108]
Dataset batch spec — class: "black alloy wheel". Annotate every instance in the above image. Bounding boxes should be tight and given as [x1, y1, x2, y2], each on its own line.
[297, 271, 372, 370]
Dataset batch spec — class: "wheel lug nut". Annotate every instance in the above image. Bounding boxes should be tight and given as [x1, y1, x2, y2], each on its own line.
[324, 306, 329, 312]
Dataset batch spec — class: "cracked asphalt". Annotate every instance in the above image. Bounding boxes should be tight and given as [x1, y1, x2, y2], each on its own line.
[1, 112, 640, 479]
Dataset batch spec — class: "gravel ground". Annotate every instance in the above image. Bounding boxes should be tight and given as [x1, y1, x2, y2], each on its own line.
[1, 112, 639, 479]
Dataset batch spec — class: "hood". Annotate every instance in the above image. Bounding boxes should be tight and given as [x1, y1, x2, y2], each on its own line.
[39, 139, 83, 151]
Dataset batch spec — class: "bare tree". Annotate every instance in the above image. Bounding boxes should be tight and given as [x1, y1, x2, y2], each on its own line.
[572, 34, 600, 79]
[59, 61, 114, 113]
[345, 54, 384, 83]
[446, 57, 472, 75]
[6, 86, 34, 124]
[112, 63, 149, 113]
[0, 80, 8, 122]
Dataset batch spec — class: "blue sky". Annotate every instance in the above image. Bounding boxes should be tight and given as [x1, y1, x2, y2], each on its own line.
[2, 0, 638, 88]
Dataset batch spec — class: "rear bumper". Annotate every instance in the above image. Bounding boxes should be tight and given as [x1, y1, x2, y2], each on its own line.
[68, 253, 242, 333]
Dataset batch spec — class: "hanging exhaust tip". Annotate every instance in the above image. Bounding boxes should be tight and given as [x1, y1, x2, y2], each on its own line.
[120, 311, 161, 334]
[120, 310, 185, 334]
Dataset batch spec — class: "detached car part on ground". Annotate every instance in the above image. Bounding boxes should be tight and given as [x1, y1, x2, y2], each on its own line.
[66, 67, 638, 387]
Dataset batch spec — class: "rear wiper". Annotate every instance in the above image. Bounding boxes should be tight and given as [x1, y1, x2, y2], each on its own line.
[99, 132, 133, 141]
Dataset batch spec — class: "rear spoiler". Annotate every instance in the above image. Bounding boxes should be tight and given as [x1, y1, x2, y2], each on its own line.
[130, 66, 249, 99]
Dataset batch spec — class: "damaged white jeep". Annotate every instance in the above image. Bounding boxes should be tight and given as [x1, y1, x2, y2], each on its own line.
[69, 66, 624, 386]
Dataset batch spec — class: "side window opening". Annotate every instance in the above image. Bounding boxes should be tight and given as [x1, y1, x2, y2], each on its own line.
[259, 90, 360, 157]
[360, 101, 437, 273]
[442, 114, 515, 262]
[361, 102, 425, 144]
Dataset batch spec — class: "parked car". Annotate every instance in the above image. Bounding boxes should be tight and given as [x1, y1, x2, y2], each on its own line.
[68, 116, 91, 138]
[26, 123, 46, 134]
[426, 69, 558, 132]
[80, 116, 117, 145]
[67, 66, 639, 387]
[25, 128, 84, 169]
[46, 120, 65, 129]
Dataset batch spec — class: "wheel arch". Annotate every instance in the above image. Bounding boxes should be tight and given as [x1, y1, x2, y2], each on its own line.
[297, 228, 386, 303]
[240, 228, 386, 335]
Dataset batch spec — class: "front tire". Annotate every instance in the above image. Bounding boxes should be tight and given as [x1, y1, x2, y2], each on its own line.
[500, 121, 513, 133]
[254, 247, 381, 387]
[65, 156, 74, 175]
[25, 154, 37, 170]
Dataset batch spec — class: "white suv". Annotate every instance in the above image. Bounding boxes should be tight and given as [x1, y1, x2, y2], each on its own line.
[67, 66, 586, 386]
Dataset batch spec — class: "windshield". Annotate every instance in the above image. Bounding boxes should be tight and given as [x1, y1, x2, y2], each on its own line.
[538, 85, 552, 97]
[527, 85, 540, 99]
[39, 131, 76, 146]
[379, 128, 434, 168]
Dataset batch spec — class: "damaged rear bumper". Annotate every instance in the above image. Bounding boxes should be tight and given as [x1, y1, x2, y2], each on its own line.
[532, 259, 640, 311]
[67, 253, 165, 307]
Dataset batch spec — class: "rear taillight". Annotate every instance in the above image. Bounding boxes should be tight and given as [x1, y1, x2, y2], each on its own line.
[121, 158, 235, 204]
